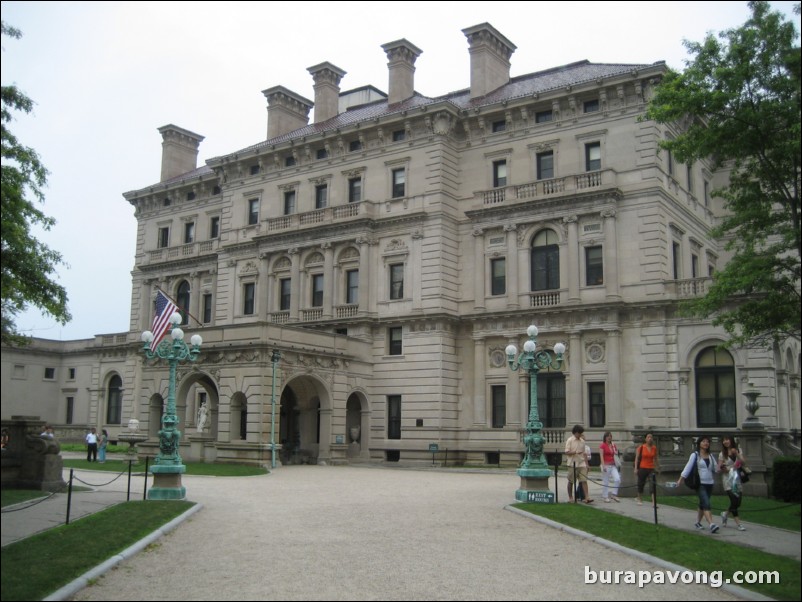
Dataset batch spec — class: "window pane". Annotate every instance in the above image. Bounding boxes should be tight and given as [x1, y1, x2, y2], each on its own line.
[492, 386, 506, 428]
[537, 151, 553, 180]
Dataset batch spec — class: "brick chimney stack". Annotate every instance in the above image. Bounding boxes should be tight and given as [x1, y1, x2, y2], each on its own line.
[158, 125, 204, 182]
[307, 62, 347, 124]
[262, 86, 313, 140]
[462, 23, 516, 99]
[381, 39, 423, 105]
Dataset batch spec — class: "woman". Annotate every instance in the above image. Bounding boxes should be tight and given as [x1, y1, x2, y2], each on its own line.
[634, 432, 659, 506]
[677, 435, 720, 533]
[599, 431, 621, 502]
[98, 429, 109, 463]
[719, 436, 747, 531]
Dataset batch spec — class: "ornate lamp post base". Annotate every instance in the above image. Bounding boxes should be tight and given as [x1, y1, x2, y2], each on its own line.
[516, 468, 554, 503]
[148, 464, 187, 500]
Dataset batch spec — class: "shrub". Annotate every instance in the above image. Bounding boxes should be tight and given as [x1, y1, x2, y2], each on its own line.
[772, 456, 801, 502]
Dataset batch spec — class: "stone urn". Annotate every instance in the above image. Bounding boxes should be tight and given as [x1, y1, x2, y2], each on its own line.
[118, 418, 147, 460]
[349, 425, 361, 444]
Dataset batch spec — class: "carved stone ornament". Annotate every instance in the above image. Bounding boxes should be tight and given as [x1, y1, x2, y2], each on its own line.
[585, 340, 606, 363]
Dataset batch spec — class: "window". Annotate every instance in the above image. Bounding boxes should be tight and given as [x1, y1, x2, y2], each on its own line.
[392, 129, 405, 142]
[158, 227, 170, 249]
[493, 159, 507, 187]
[250, 164, 260, 175]
[491, 385, 506, 428]
[490, 258, 506, 295]
[492, 120, 506, 132]
[66, 396, 74, 425]
[184, 222, 195, 244]
[695, 347, 736, 428]
[315, 184, 328, 209]
[388, 395, 402, 439]
[686, 164, 693, 193]
[279, 278, 291, 311]
[107, 374, 122, 425]
[187, 191, 196, 201]
[536, 150, 554, 180]
[311, 274, 324, 307]
[202, 294, 212, 324]
[585, 142, 601, 171]
[348, 177, 362, 203]
[346, 269, 359, 304]
[248, 198, 259, 225]
[691, 254, 699, 278]
[213, 185, 221, 195]
[583, 99, 599, 113]
[316, 148, 328, 160]
[243, 282, 255, 315]
[536, 372, 566, 428]
[283, 190, 296, 215]
[388, 326, 403, 355]
[68, 368, 76, 380]
[667, 148, 674, 176]
[535, 110, 552, 123]
[44, 367, 55, 380]
[588, 383, 605, 427]
[703, 181, 710, 207]
[210, 216, 220, 239]
[285, 156, 296, 167]
[177, 281, 190, 325]
[672, 241, 681, 280]
[389, 263, 404, 300]
[391, 168, 405, 198]
[349, 140, 362, 152]
[531, 229, 560, 291]
[585, 246, 603, 285]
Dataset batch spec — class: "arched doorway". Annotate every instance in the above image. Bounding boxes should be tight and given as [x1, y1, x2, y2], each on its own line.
[279, 375, 330, 464]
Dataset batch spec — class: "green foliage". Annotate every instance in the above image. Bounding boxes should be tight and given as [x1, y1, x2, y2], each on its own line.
[773, 456, 802, 502]
[1, 21, 70, 346]
[62, 458, 268, 476]
[645, 1, 801, 346]
[0, 500, 194, 601]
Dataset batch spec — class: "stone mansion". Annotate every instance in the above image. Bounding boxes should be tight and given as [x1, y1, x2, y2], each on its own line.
[2, 23, 799, 466]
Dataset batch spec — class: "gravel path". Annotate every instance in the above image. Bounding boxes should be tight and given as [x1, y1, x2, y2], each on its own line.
[70, 465, 740, 601]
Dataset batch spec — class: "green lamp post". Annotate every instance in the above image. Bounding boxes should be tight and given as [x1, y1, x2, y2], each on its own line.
[141, 312, 202, 500]
[506, 325, 565, 503]
[270, 349, 281, 469]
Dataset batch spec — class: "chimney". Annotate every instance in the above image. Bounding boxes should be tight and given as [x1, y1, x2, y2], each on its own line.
[381, 39, 423, 105]
[461, 23, 517, 99]
[262, 86, 313, 139]
[307, 62, 346, 124]
[158, 124, 204, 182]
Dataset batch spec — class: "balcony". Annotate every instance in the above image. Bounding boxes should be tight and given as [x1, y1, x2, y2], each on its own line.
[673, 277, 712, 298]
[476, 169, 616, 207]
[267, 201, 370, 233]
[146, 239, 219, 265]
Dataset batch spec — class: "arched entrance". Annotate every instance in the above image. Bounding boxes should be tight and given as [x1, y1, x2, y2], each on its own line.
[279, 375, 330, 464]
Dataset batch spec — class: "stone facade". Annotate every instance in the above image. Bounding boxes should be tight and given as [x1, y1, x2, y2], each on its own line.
[2, 24, 799, 465]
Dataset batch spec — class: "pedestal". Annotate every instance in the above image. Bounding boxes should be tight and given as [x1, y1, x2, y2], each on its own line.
[515, 468, 554, 503]
[148, 464, 187, 500]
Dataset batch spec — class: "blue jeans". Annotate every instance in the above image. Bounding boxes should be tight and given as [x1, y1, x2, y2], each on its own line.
[697, 483, 713, 511]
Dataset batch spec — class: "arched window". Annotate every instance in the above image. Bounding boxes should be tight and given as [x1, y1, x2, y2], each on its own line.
[531, 229, 560, 291]
[177, 281, 190, 325]
[107, 375, 123, 424]
[695, 347, 736, 427]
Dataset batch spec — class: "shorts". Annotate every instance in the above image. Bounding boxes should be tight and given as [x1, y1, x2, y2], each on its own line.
[567, 465, 588, 483]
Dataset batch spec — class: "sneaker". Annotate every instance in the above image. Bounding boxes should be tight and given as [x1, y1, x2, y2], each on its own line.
[720, 511, 728, 527]
[695, 522, 704, 530]
[737, 525, 746, 531]
[710, 524, 720, 534]
[604, 498, 611, 503]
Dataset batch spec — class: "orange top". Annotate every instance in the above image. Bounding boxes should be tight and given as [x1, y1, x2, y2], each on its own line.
[638, 444, 657, 469]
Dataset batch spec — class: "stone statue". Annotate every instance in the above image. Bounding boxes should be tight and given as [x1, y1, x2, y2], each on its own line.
[196, 401, 208, 432]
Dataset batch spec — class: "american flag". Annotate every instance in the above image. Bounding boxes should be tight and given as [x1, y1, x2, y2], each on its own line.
[150, 290, 179, 351]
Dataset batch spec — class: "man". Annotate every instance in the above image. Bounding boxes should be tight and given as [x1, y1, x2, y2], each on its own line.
[85, 427, 99, 462]
[565, 424, 593, 503]
[40, 425, 55, 439]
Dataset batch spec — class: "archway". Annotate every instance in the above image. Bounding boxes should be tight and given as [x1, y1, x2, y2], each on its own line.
[279, 375, 330, 464]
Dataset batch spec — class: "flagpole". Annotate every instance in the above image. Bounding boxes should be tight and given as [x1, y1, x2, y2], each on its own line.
[155, 288, 204, 328]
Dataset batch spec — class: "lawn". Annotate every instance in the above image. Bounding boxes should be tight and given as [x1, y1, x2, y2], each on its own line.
[654, 494, 801, 532]
[1, 489, 48, 508]
[62, 458, 268, 477]
[515, 502, 801, 601]
[0, 500, 195, 601]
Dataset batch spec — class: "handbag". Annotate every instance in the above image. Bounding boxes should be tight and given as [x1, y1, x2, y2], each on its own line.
[613, 448, 622, 469]
[738, 466, 751, 483]
[684, 452, 700, 490]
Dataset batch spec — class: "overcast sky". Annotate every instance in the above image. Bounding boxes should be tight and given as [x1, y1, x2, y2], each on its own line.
[2, 1, 800, 340]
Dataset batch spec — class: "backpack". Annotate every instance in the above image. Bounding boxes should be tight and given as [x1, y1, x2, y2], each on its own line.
[684, 452, 700, 491]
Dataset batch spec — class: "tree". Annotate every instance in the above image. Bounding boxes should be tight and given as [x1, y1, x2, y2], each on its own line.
[1, 22, 70, 345]
[646, 1, 801, 347]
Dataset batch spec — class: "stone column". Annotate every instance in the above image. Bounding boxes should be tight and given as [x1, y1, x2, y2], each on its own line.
[318, 407, 332, 463]
[411, 229, 423, 312]
[322, 242, 333, 318]
[564, 216, 579, 303]
[505, 224, 519, 308]
[602, 209, 621, 300]
[473, 335, 486, 425]
[473, 228, 485, 310]
[289, 247, 301, 322]
[357, 238, 371, 316]
[566, 330, 583, 425]
[605, 328, 624, 427]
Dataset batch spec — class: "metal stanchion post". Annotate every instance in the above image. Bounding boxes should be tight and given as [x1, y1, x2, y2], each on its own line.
[127, 459, 133, 501]
[66, 468, 74, 525]
[651, 472, 658, 525]
[143, 456, 149, 500]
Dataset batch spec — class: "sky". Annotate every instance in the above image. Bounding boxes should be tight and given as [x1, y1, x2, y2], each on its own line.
[2, 1, 800, 340]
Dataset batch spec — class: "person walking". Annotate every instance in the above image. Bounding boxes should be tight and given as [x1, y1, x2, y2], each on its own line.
[719, 436, 746, 531]
[565, 424, 593, 503]
[98, 429, 109, 463]
[634, 432, 659, 506]
[677, 435, 720, 533]
[86, 427, 99, 462]
[599, 431, 621, 502]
